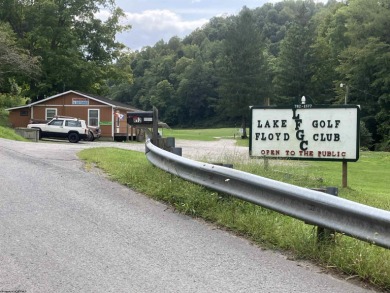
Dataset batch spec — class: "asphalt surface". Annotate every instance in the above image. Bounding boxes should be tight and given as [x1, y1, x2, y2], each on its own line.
[0, 138, 375, 292]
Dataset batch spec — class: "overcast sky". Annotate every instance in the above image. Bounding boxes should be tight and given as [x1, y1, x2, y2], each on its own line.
[104, 0, 327, 51]
[103, 0, 274, 51]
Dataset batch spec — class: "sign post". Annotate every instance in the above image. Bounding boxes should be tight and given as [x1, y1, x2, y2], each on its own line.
[250, 103, 360, 186]
[342, 161, 348, 188]
[152, 106, 159, 146]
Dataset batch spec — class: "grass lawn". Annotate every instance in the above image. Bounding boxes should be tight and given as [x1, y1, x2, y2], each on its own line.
[0, 125, 28, 141]
[304, 153, 390, 208]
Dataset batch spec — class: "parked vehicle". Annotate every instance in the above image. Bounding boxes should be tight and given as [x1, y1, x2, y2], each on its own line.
[85, 125, 101, 141]
[27, 116, 89, 143]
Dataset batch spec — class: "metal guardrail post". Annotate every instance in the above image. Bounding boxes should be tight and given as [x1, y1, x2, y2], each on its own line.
[317, 187, 338, 244]
[342, 162, 348, 188]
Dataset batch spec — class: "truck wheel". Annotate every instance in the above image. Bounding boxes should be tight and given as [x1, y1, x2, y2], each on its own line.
[88, 131, 95, 141]
[68, 132, 80, 143]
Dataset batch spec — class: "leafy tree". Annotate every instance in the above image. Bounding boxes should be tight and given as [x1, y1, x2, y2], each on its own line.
[0, 22, 40, 93]
[335, 0, 390, 147]
[151, 80, 175, 114]
[201, 16, 231, 42]
[105, 50, 134, 100]
[176, 58, 218, 125]
[0, 0, 129, 98]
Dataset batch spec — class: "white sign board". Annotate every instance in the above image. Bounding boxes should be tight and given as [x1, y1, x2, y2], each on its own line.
[72, 98, 89, 105]
[250, 105, 360, 161]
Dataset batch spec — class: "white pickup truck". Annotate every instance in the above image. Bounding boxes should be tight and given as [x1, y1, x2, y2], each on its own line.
[27, 116, 89, 143]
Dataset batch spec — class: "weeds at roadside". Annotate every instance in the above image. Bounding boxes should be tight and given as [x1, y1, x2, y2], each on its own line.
[0, 125, 28, 141]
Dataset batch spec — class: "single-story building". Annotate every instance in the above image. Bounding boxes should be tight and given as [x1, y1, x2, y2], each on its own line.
[6, 90, 142, 140]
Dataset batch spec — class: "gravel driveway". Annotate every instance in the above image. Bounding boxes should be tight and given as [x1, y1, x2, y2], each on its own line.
[94, 138, 250, 162]
[0, 138, 249, 165]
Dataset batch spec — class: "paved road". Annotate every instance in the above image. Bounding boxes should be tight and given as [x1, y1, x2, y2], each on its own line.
[0, 138, 374, 292]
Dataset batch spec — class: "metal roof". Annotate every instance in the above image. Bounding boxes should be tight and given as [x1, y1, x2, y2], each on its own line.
[6, 90, 140, 112]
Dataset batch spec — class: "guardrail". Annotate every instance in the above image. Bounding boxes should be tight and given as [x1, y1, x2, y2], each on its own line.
[145, 139, 390, 249]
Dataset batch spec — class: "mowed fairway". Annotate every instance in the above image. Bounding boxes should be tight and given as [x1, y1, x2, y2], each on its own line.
[304, 152, 389, 205]
[163, 127, 245, 141]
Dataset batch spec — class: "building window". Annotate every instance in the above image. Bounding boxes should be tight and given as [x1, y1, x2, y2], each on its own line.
[20, 110, 28, 116]
[88, 109, 100, 126]
[46, 108, 57, 120]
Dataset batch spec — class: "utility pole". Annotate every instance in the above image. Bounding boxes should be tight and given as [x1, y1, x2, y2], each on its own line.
[340, 83, 349, 105]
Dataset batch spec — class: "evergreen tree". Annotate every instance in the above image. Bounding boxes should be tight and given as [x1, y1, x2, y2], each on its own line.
[272, 2, 316, 104]
[218, 7, 270, 137]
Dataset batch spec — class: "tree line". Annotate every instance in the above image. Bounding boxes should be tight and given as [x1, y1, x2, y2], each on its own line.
[0, 0, 389, 150]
